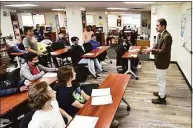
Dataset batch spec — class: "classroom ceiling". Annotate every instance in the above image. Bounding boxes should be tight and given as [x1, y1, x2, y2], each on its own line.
[0, 1, 183, 12]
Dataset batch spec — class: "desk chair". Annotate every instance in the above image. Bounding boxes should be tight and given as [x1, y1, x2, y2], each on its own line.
[51, 43, 71, 66]
[114, 47, 127, 73]
[83, 42, 92, 53]
[70, 49, 96, 79]
[20, 111, 35, 128]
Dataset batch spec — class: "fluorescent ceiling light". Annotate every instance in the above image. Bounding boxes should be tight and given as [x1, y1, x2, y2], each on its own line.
[120, 14, 133, 16]
[52, 9, 65, 11]
[5, 4, 38, 7]
[123, 2, 153, 4]
[109, 12, 126, 14]
[106, 8, 128, 10]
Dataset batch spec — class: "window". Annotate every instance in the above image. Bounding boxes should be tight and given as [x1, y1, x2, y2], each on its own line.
[21, 13, 33, 26]
[122, 14, 141, 27]
[21, 13, 45, 26]
[108, 15, 117, 27]
[86, 15, 94, 25]
[32, 14, 45, 26]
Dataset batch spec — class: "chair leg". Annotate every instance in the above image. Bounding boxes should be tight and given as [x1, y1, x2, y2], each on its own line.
[122, 98, 131, 111]
[106, 56, 112, 64]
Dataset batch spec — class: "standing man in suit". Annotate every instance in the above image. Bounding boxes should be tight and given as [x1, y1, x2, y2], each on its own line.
[143, 18, 172, 104]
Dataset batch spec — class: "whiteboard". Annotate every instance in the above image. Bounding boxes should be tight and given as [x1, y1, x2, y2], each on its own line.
[181, 8, 192, 53]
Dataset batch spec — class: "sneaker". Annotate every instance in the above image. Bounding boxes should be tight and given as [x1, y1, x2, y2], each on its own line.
[101, 61, 108, 65]
[153, 92, 167, 98]
[102, 69, 108, 73]
[152, 96, 166, 105]
[111, 120, 119, 127]
[137, 64, 142, 69]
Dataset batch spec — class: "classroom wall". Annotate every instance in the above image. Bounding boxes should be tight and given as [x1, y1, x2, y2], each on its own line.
[178, 2, 192, 86]
[87, 11, 151, 35]
[58, 12, 66, 28]
[150, 3, 181, 62]
[151, 2, 192, 85]
[17, 11, 65, 33]
[44, 12, 58, 32]
[93, 11, 108, 35]
[0, 8, 15, 37]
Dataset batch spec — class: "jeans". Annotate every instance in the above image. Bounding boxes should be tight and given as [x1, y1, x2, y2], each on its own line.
[79, 58, 102, 76]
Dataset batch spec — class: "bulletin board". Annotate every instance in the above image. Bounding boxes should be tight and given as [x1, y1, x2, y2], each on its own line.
[181, 8, 192, 54]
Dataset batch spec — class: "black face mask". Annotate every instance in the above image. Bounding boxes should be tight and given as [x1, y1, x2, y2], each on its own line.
[34, 62, 39, 66]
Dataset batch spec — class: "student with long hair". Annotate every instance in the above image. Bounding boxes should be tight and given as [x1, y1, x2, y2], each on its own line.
[28, 81, 72, 128]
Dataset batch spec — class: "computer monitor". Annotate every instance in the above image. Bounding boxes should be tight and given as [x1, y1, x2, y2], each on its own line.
[46, 27, 52, 32]
[96, 27, 103, 32]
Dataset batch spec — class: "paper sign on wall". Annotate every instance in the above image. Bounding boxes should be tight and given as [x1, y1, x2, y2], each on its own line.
[49, 21, 53, 25]
[99, 21, 103, 26]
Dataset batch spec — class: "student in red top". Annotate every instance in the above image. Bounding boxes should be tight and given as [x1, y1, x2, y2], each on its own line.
[20, 53, 58, 81]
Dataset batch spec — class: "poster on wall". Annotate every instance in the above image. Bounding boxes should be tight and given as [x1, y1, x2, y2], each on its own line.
[142, 20, 147, 27]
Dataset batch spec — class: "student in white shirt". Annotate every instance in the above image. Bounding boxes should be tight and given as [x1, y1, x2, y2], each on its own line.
[28, 81, 72, 128]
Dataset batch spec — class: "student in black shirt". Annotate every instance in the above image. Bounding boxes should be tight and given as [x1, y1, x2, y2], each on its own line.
[70, 36, 105, 78]
[54, 66, 98, 117]
[56, 32, 70, 47]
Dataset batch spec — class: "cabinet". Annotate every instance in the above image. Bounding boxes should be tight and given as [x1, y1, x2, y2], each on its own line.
[44, 32, 56, 42]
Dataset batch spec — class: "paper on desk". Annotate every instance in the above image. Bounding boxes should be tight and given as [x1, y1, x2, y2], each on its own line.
[68, 115, 99, 128]
[130, 54, 137, 58]
[6, 68, 17, 72]
[91, 88, 110, 97]
[85, 53, 94, 56]
[91, 95, 113, 105]
[98, 46, 103, 49]
[42, 73, 57, 78]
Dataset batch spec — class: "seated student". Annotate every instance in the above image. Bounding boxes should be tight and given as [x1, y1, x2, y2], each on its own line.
[6, 37, 27, 62]
[28, 81, 72, 128]
[89, 34, 107, 65]
[0, 64, 28, 97]
[20, 53, 58, 81]
[33, 24, 44, 42]
[54, 66, 98, 117]
[6, 38, 27, 54]
[70, 36, 106, 78]
[117, 36, 139, 72]
[56, 32, 70, 47]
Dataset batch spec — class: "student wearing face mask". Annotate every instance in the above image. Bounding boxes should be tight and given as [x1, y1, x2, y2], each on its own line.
[20, 53, 58, 81]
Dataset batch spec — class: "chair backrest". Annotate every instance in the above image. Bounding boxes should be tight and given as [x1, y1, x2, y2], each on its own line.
[83, 42, 93, 53]
[18, 43, 25, 50]
[11, 68, 21, 81]
[51, 42, 65, 51]
[70, 46, 84, 67]
[114, 45, 127, 67]
[20, 111, 35, 128]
